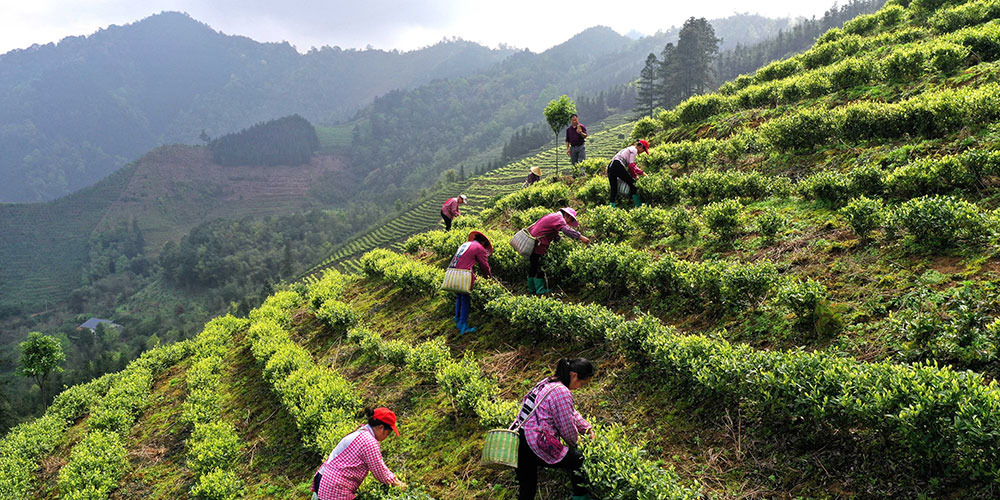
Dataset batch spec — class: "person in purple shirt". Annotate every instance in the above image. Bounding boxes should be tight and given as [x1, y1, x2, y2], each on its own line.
[448, 231, 493, 334]
[527, 208, 590, 294]
[511, 358, 596, 500]
[441, 194, 467, 231]
[565, 114, 588, 167]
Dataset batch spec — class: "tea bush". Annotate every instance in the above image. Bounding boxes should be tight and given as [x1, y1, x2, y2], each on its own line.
[841, 196, 887, 240]
[753, 209, 788, 240]
[892, 195, 992, 249]
[575, 175, 610, 206]
[703, 199, 743, 238]
[583, 424, 702, 500]
[57, 431, 128, 500]
[581, 206, 635, 241]
[676, 93, 736, 124]
[636, 172, 681, 205]
[799, 171, 853, 206]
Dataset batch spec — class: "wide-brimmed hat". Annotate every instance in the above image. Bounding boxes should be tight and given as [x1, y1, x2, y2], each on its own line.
[559, 207, 579, 228]
[530, 166, 542, 176]
[468, 231, 494, 255]
[638, 140, 650, 154]
[459, 194, 468, 202]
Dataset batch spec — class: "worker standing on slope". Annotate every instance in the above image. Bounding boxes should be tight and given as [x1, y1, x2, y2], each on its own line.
[311, 408, 407, 500]
[512, 358, 596, 500]
[565, 113, 588, 167]
[608, 140, 649, 208]
[441, 194, 467, 231]
[446, 231, 493, 335]
[526, 208, 590, 294]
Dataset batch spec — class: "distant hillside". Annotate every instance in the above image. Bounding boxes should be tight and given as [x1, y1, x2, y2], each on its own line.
[15, 0, 1000, 498]
[0, 144, 356, 314]
[343, 5, 886, 202]
[0, 11, 515, 202]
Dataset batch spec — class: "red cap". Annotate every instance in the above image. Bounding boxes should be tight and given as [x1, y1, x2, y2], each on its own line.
[373, 407, 399, 436]
[638, 140, 650, 154]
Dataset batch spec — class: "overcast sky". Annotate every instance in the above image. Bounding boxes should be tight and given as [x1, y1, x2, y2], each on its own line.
[1, 0, 840, 55]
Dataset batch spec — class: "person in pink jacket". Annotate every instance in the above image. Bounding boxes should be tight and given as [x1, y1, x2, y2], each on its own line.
[441, 194, 467, 231]
[527, 208, 590, 294]
[511, 358, 596, 500]
[311, 408, 407, 500]
[608, 139, 649, 208]
[448, 231, 493, 334]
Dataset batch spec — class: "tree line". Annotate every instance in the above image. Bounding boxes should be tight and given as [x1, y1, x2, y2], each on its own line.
[634, 0, 887, 117]
[209, 115, 320, 166]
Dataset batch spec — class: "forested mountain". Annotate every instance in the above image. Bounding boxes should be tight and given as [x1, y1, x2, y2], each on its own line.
[342, 6, 886, 202]
[0, 11, 515, 202]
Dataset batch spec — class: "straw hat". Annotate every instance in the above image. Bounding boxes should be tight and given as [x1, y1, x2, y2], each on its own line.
[530, 166, 542, 176]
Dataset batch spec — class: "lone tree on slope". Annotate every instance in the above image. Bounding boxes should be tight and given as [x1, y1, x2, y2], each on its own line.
[543, 95, 577, 177]
[18, 332, 65, 405]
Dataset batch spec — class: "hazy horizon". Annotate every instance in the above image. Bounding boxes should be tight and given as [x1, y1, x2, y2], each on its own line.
[2, 0, 840, 55]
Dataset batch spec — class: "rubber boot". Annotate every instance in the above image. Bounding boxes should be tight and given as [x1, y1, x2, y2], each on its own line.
[527, 277, 538, 294]
[463, 324, 477, 334]
[632, 193, 642, 208]
[456, 320, 466, 335]
[610, 202, 616, 208]
[532, 277, 551, 294]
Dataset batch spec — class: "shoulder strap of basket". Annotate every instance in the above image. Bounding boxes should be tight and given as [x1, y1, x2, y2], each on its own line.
[509, 382, 558, 431]
[521, 228, 539, 241]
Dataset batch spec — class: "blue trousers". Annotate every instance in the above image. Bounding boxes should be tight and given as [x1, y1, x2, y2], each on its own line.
[454, 293, 471, 325]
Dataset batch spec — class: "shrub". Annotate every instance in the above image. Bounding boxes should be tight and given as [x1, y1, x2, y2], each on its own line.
[574, 158, 607, 176]
[829, 57, 875, 90]
[190, 469, 244, 500]
[719, 261, 778, 308]
[775, 279, 829, 330]
[799, 171, 853, 207]
[307, 269, 350, 310]
[436, 355, 498, 414]
[583, 424, 701, 500]
[759, 109, 837, 150]
[667, 208, 701, 240]
[702, 199, 743, 238]
[575, 175, 610, 206]
[630, 116, 659, 140]
[754, 209, 788, 240]
[405, 337, 451, 373]
[57, 431, 128, 500]
[890, 284, 998, 369]
[629, 206, 672, 237]
[490, 183, 571, 212]
[658, 109, 680, 129]
[509, 206, 553, 230]
[892, 195, 992, 249]
[848, 163, 886, 197]
[642, 253, 685, 297]
[582, 206, 635, 241]
[880, 46, 927, 81]
[565, 243, 651, 293]
[676, 93, 735, 123]
[315, 300, 360, 332]
[677, 170, 772, 205]
[842, 12, 880, 35]
[636, 173, 681, 205]
[929, 41, 971, 73]
[483, 294, 626, 344]
[754, 57, 802, 83]
[841, 196, 887, 240]
[187, 422, 243, 475]
[931, 0, 1000, 32]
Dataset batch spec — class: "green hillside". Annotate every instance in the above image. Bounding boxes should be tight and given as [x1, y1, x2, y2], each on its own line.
[11, 0, 1000, 498]
[302, 115, 634, 277]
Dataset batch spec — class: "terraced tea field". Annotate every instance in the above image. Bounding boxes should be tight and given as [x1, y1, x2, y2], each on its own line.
[299, 117, 634, 279]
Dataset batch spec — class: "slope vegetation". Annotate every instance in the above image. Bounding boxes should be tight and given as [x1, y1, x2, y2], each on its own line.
[9, 0, 1000, 498]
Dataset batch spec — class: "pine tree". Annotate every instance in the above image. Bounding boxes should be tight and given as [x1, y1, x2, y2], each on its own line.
[657, 43, 679, 110]
[634, 53, 659, 118]
[675, 17, 721, 101]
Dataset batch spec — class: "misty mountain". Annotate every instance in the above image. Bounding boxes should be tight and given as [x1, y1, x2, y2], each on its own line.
[0, 11, 515, 202]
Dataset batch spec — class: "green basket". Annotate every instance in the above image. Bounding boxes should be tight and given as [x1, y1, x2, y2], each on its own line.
[482, 429, 519, 468]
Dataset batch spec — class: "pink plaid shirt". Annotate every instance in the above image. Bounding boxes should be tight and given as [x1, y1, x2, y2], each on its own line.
[516, 378, 591, 464]
[316, 426, 397, 500]
[528, 212, 582, 255]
